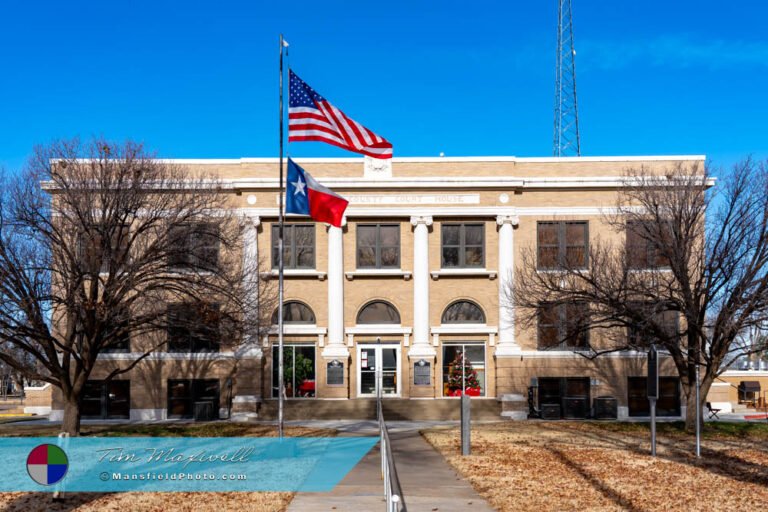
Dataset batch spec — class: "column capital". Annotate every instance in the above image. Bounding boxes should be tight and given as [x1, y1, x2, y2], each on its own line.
[496, 215, 519, 227]
[326, 217, 347, 228]
[410, 215, 433, 227]
[240, 214, 261, 228]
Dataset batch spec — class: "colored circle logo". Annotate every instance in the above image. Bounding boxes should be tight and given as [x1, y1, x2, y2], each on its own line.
[26, 444, 68, 486]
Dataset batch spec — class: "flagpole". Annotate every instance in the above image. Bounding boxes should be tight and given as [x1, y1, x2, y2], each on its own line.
[277, 33, 286, 439]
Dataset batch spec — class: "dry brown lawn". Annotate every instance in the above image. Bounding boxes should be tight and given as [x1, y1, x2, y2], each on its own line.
[423, 421, 768, 512]
[0, 422, 335, 512]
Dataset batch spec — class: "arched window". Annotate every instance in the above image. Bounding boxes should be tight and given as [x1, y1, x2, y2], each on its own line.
[272, 301, 316, 325]
[441, 300, 485, 324]
[357, 301, 401, 324]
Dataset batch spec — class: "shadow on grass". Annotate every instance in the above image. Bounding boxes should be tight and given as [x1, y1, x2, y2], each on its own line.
[2, 492, 113, 512]
[0, 422, 336, 438]
[546, 446, 642, 512]
[537, 421, 768, 489]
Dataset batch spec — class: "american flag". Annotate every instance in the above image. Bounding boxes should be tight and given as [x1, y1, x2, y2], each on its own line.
[289, 70, 393, 159]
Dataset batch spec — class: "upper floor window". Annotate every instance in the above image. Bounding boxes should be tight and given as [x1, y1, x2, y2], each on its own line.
[538, 301, 589, 350]
[102, 306, 131, 353]
[167, 302, 220, 352]
[537, 221, 588, 270]
[441, 300, 486, 324]
[272, 224, 315, 269]
[357, 300, 401, 324]
[168, 223, 219, 272]
[357, 224, 400, 269]
[627, 304, 679, 348]
[626, 220, 671, 269]
[271, 301, 316, 325]
[77, 223, 130, 274]
[441, 223, 484, 268]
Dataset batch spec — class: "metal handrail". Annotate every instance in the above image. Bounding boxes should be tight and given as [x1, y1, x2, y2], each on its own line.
[377, 371, 407, 512]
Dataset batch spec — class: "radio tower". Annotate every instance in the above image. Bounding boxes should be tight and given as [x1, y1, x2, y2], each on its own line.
[553, 0, 581, 156]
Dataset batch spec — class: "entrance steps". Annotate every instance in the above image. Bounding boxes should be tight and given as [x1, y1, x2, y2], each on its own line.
[258, 398, 501, 421]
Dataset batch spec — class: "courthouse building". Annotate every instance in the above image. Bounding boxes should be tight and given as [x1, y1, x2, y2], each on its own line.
[51, 154, 702, 422]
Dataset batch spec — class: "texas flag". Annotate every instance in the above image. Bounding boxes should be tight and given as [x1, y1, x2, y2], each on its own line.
[285, 158, 349, 227]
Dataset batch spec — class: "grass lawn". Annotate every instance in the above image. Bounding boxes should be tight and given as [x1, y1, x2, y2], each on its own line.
[423, 421, 768, 512]
[0, 422, 335, 512]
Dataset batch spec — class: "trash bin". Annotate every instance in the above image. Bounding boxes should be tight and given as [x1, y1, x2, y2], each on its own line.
[594, 396, 618, 420]
[540, 403, 561, 420]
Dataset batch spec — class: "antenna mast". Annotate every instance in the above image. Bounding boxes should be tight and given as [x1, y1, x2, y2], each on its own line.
[553, 0, 581, 156]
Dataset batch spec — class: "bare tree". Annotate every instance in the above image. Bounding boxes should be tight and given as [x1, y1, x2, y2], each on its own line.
[0, 138, 273, 435]
[511, 158, 768, 431]
[735, 323, 768, 370]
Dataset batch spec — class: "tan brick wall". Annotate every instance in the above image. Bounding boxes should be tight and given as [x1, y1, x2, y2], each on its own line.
[714, 373, 768, 404]
[76, 156, 704, 414]
[23, 385, 53, 407]
[53, 358, 238, 411]
[495, 355, 679, 405]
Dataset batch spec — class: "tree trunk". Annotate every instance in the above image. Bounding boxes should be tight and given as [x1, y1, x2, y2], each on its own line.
[61, 394, 81, 436]
[684, 387, 701, 433]
[683, 373, 713, 433]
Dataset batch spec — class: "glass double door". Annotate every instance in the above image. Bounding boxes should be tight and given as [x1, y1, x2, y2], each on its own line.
[358, 344, 400, 397]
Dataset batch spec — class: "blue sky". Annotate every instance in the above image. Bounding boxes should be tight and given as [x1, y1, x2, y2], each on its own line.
[1, 1, 766, 171]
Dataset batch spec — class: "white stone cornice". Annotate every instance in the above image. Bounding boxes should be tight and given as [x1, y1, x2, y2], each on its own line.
[410, 215, 433, 227]
[142, 155, 705, 165]
[345, 326, 413, 335]
[430, 269, 496, 280]
[431, 325, 498, 335]
[266, 326, 327, 336]
[234, 343, 263, 359]
[97, 352, 239, 361]
[265, 270, 327, 280]
[496, 215, 519, 227]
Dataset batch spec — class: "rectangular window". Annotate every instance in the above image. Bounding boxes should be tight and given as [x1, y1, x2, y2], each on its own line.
[626, 220, 671, 269]
[167, 379, 220, 419]
[441, 223, 484, 268]
[272, 345, 316, 398]
[628, 376, 681, 416]
[537, 302, 589, 350]
[537, 221, 588, 270]
[81, 380, 130, 419]
[77, 223, 130, 273]
[356, 224, 400, 269]
[538, 377, 590, 419]
[102, 306, 131, 353]
[442, 343, 485, 397]
[271, 224, 315, 269]
[167, 303, 220, 353]
[168, 223, 220, 271]
[627, 304, 679, 348]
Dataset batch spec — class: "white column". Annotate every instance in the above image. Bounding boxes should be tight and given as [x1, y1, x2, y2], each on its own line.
[409, 215, 436, 358]
[323, 218, 349, 358]
[238, 215, 262, 358]
[496, 215, 520, 356]
[232, 215, 262, 421]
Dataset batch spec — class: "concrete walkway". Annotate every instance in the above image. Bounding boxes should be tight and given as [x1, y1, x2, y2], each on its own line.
[288, 423, 494, 512]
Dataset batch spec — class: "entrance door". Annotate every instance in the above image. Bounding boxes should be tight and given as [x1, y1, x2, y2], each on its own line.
[358, 344, 400, 397]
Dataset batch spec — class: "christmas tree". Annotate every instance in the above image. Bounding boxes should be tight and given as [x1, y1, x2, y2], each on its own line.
[448, 351, 480, 393]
